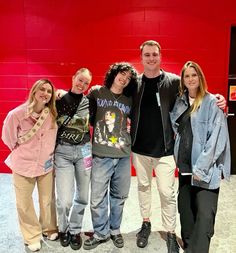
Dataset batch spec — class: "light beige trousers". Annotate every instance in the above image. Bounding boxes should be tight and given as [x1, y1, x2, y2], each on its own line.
[132, 153, 177, 232]
[13, 171, 57, 245]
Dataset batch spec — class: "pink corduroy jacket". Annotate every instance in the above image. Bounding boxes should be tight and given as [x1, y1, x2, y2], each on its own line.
[2, 103, 58, 177]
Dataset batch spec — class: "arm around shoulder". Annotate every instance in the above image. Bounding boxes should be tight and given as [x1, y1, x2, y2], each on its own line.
[215, 93, 226, 110]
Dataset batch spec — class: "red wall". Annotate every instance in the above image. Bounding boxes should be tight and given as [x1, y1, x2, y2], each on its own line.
[1, 0, 236, 173]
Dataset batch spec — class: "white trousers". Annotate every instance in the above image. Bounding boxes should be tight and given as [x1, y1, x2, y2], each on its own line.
[132, 153, 177, 232]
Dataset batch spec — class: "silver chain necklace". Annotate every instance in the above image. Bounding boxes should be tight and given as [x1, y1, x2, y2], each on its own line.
[110, 90, 123, 101]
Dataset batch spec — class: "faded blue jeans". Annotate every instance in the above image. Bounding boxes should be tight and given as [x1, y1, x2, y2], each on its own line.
[54, 141, 92, 234]
[90, 156, 131, 239]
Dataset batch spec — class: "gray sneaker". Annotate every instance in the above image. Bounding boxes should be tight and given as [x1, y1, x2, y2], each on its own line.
[83, 236, 110, 250]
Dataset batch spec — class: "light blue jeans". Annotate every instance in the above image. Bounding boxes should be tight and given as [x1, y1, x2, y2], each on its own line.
[54, 141, 92, 234]
[90, 156, 131, 239]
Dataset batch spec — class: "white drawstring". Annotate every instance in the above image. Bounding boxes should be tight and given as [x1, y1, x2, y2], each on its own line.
[41, 236, 54, 249]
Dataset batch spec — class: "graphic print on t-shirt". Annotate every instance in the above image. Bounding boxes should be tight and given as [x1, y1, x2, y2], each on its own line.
[57, 114, 89, 143]
[94, 95, 131, 150]
[94, 106, 125, 149]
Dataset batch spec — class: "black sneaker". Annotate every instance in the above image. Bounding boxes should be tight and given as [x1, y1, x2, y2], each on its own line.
[59, 231, 71, 247]
[70, 233, 82, 250]
[111, 234, 124, 248]
[136, 221, 151, 248]
[166, 232, 179, 253]
[83, 236, 110, 250]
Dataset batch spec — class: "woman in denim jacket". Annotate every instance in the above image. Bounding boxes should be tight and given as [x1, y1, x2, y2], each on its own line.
[170, 61, 230, 253]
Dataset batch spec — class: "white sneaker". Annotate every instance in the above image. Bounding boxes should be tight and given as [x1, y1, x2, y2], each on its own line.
[47, 232, 58, 241]
[27, 242, 41, 252]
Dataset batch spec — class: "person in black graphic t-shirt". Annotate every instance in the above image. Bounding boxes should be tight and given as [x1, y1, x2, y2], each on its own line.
[83, 62, 138, 250]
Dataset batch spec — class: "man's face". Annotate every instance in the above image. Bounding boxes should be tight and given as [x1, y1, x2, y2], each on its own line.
[141, 45, 161, 72]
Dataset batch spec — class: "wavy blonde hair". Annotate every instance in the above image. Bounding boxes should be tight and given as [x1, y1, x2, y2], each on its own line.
[179, 61, 208, 114]
[26, 79, 57, 121]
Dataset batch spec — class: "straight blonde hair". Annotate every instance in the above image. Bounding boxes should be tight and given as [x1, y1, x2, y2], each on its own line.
[180, 61, 208, 114]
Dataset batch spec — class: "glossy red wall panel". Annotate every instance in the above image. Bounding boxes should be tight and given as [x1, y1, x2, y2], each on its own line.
[1, 0, 236, 173]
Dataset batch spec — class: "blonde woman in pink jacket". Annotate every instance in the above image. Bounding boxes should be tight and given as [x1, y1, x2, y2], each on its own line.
[2, 79, 58, 252]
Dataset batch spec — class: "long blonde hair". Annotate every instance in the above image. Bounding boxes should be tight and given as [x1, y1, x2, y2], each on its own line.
[26, 79, 57, 121]
[180, 61, 208, 114]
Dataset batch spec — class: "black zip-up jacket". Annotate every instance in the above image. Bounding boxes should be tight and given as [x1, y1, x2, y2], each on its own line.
[130, 70, 180, 155]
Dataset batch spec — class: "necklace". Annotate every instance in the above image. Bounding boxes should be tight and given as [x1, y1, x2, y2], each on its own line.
[110, 90, 123, 101]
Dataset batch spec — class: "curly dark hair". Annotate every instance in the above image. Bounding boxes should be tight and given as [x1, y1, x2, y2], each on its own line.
[104, 62, 138, 97]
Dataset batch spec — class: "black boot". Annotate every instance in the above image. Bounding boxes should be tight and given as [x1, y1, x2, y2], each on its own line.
[136, 221, 151, 248]
[166, 232, 179, 253]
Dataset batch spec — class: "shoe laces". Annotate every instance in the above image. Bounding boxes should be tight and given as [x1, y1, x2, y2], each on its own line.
[71, 233, 81, 240]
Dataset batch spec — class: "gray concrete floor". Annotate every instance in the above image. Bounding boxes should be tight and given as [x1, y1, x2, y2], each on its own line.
[0, 173, 235, 253]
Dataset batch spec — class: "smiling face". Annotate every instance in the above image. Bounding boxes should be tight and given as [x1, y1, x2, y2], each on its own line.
[113, 71, 132, 90]
[71, 70, 92, 94]
[183, 67, 200, 97]
[141, 44, 161, 73]
[34, 82, 53, 105]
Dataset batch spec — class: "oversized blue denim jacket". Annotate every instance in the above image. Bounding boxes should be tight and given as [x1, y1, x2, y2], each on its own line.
[170, 92, 231, 189]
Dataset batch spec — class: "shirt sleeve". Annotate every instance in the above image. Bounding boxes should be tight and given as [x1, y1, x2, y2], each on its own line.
[87, 88, 98, 127]
[1, 111, 19, 151]
[192, 102, 229, 183]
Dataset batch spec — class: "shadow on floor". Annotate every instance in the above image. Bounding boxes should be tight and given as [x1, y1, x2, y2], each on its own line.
[7, 230, 183, 253]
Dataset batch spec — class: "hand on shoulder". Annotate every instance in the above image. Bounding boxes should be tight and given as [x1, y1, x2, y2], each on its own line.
[215, 93, 226, 110]
[88, 84, 103, 94]
[56, 89, 67, 100]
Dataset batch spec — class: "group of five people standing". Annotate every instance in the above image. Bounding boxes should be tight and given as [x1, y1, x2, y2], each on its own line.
[2, 40, 230, 253]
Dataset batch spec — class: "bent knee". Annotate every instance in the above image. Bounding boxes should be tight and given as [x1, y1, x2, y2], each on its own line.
[75, 197, 88, 206]
[198, 208, 216, 223]
[57, 199, 72, 210]
[158, 187, 175, 200]
[110, 192, 129, 200]
[138, 184, 151, 192]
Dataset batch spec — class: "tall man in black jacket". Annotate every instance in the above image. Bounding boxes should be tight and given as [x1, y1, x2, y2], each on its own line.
[130, 40, 225, 253]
